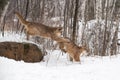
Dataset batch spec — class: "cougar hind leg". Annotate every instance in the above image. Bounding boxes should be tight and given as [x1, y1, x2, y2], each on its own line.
[26, 32, 30, 40]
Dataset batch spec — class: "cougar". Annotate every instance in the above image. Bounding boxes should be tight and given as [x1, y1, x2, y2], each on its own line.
[58, 38, 88, 62]
[15, 12, 67, 42]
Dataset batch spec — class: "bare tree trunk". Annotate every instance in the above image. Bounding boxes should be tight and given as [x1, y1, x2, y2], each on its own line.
[72, 0, 79, 42]
[102, 0, 109, 56]
[95, 0, 102, 55]
[24, 0, 29, 19]
[21, 0, 29, 33]
[81, 0, 87, 45]
[96, 0, 102, 21]
[0, 1, 10, 36]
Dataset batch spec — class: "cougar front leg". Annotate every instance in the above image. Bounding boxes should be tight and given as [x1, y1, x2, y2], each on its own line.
[69, 55, 73, 61]
[53, 37, 70, 43]
[73, 54, 80, 62]
[26, 32, 30, 40]
[59, 43, 66, 53]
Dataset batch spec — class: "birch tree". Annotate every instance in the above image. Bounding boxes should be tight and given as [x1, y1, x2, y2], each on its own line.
[0, 1, 10, 36]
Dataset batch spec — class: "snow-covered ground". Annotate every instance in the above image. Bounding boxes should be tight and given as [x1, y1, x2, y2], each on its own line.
[0, 52, 120, 80]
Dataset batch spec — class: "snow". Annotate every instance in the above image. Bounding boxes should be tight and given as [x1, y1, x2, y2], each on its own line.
[0, 51, 120, 80]
[0, 31, 26, 42]
[0, 31, 39, 46]
[0, 24, 120, 80]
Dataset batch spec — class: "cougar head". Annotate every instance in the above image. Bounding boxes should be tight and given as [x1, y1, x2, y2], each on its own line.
[55, 27, 63, 36]
[79, 46, 89, 56]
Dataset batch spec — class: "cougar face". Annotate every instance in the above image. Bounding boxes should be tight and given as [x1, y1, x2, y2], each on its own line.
[54, 27, 62, 37]
[79, 47, 88, 56]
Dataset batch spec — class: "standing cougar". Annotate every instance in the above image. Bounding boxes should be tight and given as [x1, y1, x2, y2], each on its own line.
[58, 38, 88, 62]
[15, 12, 68, 42]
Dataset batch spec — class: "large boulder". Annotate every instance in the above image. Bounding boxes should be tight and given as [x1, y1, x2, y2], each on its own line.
[0, 42, 43, 62]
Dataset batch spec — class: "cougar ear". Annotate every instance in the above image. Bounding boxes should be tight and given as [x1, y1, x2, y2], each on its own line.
[83, 45, 89, 52]
[57, 27, 62, 31]
[14, 11, 19, 14]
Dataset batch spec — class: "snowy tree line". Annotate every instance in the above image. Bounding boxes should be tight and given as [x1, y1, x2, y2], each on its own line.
[0, 0, 120, 56]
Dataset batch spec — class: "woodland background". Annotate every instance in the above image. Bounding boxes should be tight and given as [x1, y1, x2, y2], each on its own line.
[0, 0, 120, 56]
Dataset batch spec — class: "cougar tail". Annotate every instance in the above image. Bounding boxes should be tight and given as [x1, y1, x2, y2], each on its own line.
[14, 12, 28, 26]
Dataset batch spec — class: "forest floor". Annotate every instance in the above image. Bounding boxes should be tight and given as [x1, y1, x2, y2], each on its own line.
[0, 51, 120, 80]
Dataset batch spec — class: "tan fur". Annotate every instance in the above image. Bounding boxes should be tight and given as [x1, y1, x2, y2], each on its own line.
[58, 38, 88, 62]
[15, 12, 65, 41]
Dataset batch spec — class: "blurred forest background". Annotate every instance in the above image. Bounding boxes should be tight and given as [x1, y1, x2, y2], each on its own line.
[0, 0, 120, 56]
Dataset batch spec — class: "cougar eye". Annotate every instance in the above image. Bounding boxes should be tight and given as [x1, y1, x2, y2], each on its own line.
[58, 28, 62, 31]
